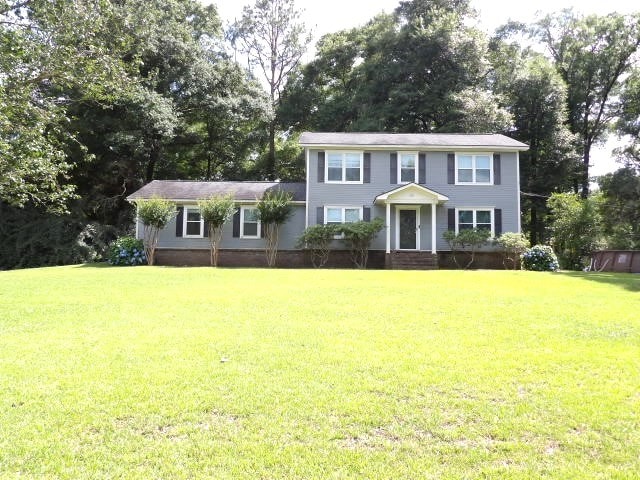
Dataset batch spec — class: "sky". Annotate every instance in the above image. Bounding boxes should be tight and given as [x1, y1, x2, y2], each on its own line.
[207, 0, 639, 177]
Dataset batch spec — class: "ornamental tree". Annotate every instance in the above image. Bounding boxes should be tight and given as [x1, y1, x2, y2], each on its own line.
[256, 190, 293, 267]
[339, 218, 384, 269]
[135, 197, 176, 266]
[443, 228, 491, 270]
[496, 232, 529, 270]
[297, 224, 339, 268]
[198, 195, 236, 267]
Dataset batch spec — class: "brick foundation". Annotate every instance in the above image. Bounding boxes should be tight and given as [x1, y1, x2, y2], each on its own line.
[154, 248, 509, 269]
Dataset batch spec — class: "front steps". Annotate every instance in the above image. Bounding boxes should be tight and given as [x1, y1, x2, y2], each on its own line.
[386, 251, 439, 270]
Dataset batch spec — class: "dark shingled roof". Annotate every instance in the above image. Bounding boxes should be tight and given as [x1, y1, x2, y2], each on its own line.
[127, 181, 306, 202]
[299, 132, 528, 149]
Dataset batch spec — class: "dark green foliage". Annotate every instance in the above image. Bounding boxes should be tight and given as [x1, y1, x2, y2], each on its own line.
[297, 224, 340, 268]
[108, 237, 147, 266]
[598, 168, 640, 249]
[0, 203, 119, 270]
[547, 193, 603, 270]
[521, 245, 559, 271]
[443, 228, 491, 269]
[339, 218, 384, 269]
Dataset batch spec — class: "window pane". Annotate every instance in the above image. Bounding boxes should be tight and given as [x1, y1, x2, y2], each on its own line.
[476, 169, 490, 183]
[328, 167, 343, 181]
[345, 208, 360, 223]
[345, 167, 360, 181]
[459, 224, 473, 231]
[400, 168, 415, 182]
[243, 222, 258, 236]
[476, 156, 490, 169]
[345, 154, 360, 168]
[458, 169, 473, 182]
[458, 155, 472, 169]
[476, 210, 491, 224]
[186, 222, 201, 235]
[187, 211, 200, 221]
[244, 208, 258, 222]
[477, 223, 491, 231]
[400, 154, 415, 168]
[326, 208, 342, 223]
[327, 154, 342, 167]
[458, 210, 473, 224]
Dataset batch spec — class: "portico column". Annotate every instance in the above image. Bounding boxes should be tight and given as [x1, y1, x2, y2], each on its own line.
[431, 202, 436, 254]
[386, 201, 391, 253]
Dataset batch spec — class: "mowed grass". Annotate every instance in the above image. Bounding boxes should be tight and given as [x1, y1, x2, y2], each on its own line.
[0, 266, 639, 479]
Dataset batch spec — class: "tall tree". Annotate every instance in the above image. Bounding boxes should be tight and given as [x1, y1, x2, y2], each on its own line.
[228, 0, 312, 180]
[598, 167, 640, 249]
[533, 10, 640, 198]
[489, 30, 578, 244]
[616, 68, 640, 169]
[279, 0, 510, 134]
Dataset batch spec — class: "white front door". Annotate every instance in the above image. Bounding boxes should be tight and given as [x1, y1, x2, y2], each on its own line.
[396, 207, 420, 250]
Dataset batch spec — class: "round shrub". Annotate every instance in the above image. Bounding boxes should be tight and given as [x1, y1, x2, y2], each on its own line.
[108, 236, 147, 266]
[521, 245, 559, 272]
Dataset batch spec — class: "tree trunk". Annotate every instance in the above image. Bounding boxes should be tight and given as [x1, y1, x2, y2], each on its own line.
[581, 145, 591, 199]
[530, 206, 538, 246]
[145, 137, 161, 183]
[268, 122, 276, 180]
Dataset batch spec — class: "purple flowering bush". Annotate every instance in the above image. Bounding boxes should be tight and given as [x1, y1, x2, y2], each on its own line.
[108, 236, 147, 266]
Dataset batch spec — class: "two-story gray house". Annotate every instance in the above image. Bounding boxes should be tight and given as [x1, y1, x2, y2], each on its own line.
[127, 132, 528, 268]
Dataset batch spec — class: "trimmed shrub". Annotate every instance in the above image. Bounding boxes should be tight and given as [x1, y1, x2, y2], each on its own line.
[297, 224, 339, 268]
[521, 245, 559, 272]
[496, 232, 529, 269]
[108, 236, 147, 266]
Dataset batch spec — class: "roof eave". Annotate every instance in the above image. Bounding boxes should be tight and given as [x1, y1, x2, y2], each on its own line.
[300, 143, 529, 151]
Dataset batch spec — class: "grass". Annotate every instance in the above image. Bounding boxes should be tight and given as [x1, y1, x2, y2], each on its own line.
[0, 265, 639, 479]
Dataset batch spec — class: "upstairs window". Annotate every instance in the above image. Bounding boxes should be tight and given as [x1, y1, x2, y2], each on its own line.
[183, 206, 204, 238]
[326, 152, 363, 183]
[398, 152, 418, 183]
[456, 154, 492, 184]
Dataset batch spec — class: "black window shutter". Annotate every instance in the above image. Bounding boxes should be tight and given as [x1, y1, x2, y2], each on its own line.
[316, 206, 324, 225]
[493, 153, 501, 185]
[232, 207, 240, 238]
[260, 221, 265, 238]
[494, 208, 502, 236]
[447, 153, 455, 184]
[203, 220, 209, 237]
[418, 153, 426, 184]
[363, 152, 371, 183]
[390, 153, 397, 184]
[448, 208, 455, 231]
[363, 207, 371, 222]
[175, 206, 184, 237]
[317, 151, 325, 183]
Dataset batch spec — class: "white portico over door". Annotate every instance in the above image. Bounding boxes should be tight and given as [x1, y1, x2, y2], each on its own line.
[374, 183, 449, 254]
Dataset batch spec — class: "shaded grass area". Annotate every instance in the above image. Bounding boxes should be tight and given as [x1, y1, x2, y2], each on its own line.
[0, 266, 639, 478]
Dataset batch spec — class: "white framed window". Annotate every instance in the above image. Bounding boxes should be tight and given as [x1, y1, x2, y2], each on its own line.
[456, 153, 492, 184]
[325, 206, 362, 226]
[183, 206, 204, 238]
[326, 151, 363, 183]
[456, 208, 494, 236]
[398, 152, 418, 183]
[240, 206, 261, 239]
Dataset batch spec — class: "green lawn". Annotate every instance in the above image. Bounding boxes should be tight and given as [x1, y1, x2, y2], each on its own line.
[0, 266, 639, 479]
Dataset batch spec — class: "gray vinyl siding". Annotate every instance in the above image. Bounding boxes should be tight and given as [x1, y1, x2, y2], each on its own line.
[307, 149, 520, 251]
[137, 204, 306, 250]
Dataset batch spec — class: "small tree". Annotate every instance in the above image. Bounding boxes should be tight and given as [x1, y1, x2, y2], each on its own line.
[297, 224, 339, 268]
[339, 218, 384, 269]
[547, 193, 603, 270]
[443, 228, 491, 269]
[256, 190, 293, 267]
[135, 197, 176, 266]
[198, 195, 236, 267]
[496, 232, 529, 270]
